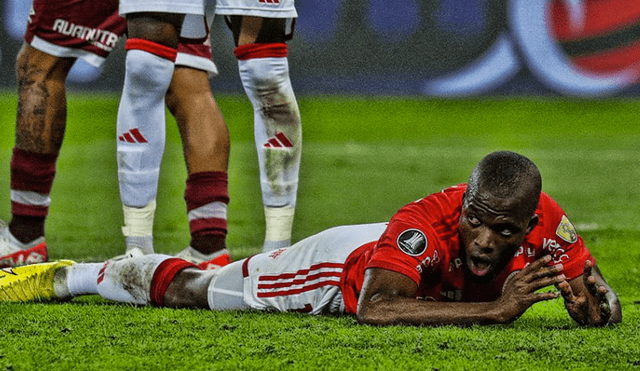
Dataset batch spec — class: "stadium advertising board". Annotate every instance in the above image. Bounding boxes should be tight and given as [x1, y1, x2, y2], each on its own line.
[0, 0, 639, 97]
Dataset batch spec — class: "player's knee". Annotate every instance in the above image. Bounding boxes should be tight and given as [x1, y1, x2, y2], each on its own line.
[125, 50, 171, 90]
[239, 54, 290, 91]
[163, 268, 213, 308]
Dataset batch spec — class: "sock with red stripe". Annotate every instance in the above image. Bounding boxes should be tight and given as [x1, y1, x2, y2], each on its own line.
[235, 43, 301, 251]
[94, 255, 195, 305]
[61, 262, 103, 297]
[117, 38, 176, 214]
[9, 148, 57, 243]
[184, 171, 229, 255]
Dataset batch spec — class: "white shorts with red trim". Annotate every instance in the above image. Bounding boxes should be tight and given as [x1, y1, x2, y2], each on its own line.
[211, 223, 387, 314]
[215, 0, 297, 18]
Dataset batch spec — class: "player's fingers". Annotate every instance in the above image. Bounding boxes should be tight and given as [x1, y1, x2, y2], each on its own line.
[526, 263, 563, 282]
[530, 274, 566, 291]
[585, 275, 600, 296]
[583, 259, 593, 276]
[522, 255, 552, 275]
[531, 291, 560, 304]
[599, 300, 612, 322]
[595, 284, 609, 302]
[556, 280, 575, 301]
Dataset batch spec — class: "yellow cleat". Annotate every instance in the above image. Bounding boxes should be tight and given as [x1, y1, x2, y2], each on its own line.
[0, 260, 75, 302]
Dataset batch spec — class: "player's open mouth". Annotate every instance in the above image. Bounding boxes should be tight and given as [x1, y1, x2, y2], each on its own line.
[470, 257, 492, 277]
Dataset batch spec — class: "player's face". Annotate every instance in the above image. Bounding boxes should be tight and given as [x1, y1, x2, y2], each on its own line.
[458, 190, 537, 283]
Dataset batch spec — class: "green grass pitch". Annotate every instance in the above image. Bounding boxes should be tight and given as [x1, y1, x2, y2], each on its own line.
[0, 93, 639, 370]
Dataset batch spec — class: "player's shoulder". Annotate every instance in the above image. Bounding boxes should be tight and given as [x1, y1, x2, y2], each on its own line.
[412, 183, 466, 209]
[534, 191, 567, 225]
[527, 191, 579, 246]
[387, 184, 465, 248]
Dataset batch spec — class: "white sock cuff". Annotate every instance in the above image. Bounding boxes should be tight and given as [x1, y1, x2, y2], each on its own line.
[264, 206, 295, 242]
[122, 200, 156, 237]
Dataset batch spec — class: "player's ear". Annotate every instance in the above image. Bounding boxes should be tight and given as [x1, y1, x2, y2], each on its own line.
[462, 189, 470, 207]
[525, 214, 539, 235]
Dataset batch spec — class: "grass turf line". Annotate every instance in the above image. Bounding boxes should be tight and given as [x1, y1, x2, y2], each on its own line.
[0, 93, 639, 370]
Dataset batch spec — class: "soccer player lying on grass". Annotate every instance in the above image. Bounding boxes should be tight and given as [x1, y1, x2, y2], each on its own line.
[0, 151, 621, 327]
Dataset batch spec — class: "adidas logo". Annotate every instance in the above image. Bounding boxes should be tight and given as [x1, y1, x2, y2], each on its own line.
[263, 132, 294, 148]
[0, 267, 17, 276]
[118, 128, 148, 143]
[259, 0, 280, 3]
[97, 261, 110, 284]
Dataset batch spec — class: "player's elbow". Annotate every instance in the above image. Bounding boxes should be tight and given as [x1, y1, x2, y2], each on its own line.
[356, 304, 388, 326]
[356, 296, 404, 326]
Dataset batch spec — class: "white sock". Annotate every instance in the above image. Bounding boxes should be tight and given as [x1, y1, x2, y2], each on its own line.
[117, 48, 172, 208]
[239, 56, 302, 210]
[65, 263, 103, 297]
[96, 255, 172, 305]
[238, 56, 301, 251]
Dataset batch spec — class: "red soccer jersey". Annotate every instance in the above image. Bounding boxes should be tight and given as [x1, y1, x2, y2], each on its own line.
[339, 184, 594, 314]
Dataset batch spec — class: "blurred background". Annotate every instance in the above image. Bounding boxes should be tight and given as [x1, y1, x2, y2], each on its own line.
[1, 0, 639, 98]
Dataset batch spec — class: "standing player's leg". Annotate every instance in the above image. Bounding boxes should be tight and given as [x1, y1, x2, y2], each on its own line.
[166, 64, 232, 269]
[116, 11, 185, 257]
[228, 16, 302, 252]
[0, 44, 75, 267]
[2, 0, 125, 267]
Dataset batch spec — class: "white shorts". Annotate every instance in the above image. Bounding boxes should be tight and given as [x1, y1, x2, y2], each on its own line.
[215, 0, 297, 19]
[207, 223, 388, 314]
[119, 0, 205, 16]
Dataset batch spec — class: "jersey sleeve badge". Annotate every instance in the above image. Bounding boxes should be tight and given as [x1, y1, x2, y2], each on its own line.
[397, 229, 428, 256]
[556, 215, 578, 243]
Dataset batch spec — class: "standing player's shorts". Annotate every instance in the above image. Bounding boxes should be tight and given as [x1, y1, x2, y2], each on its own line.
[215, 0, 297, 19]
[26, 0, 217, 74]
[207, 223, 388, 314]
[119, 0, 205, 17]
[25, 0, 125, 67]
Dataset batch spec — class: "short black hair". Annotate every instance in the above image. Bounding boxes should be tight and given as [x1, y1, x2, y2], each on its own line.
[466, 151, 542, 217]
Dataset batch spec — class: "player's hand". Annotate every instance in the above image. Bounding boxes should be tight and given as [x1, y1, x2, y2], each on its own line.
[556, 260, 612, 327]
[496, 255, 565, 324]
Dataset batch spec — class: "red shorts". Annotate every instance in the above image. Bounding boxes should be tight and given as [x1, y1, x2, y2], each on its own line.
[25, 0, 217, 74]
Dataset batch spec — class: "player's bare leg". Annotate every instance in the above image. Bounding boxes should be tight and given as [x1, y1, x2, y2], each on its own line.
[1, 44, 75, 267]
[162, 267, 213, 308]
[168, 67, 230, 176]
[117, 13, 183, 257]
[230, 16, 302, 252]
[166, 66, 232, 269]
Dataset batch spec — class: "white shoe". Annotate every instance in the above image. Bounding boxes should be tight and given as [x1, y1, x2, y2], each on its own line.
[0, 219, 48, 268]
[112, 235, 154, 261]
[175, 246, 231, 270]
